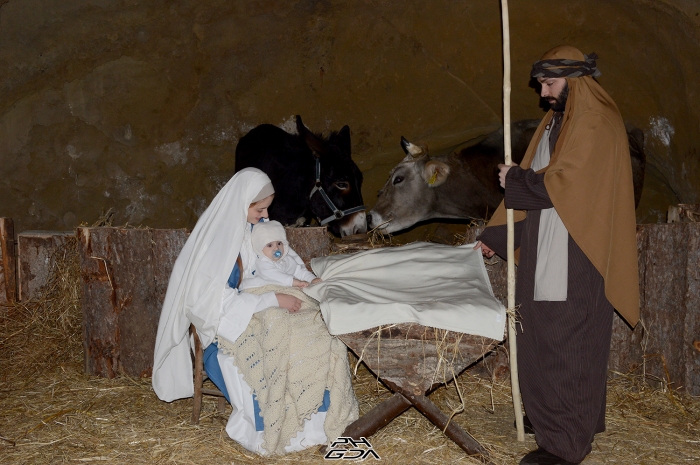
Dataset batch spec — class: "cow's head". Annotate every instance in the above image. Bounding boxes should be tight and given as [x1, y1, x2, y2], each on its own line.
[296, 115, 367, 237]
[368, 137, 451, 233]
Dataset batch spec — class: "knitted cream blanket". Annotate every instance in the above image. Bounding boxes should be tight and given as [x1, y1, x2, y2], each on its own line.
[217, 284, 358, 455]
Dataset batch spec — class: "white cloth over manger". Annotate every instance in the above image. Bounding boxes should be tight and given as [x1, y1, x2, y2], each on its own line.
[303, 242, 506, 341]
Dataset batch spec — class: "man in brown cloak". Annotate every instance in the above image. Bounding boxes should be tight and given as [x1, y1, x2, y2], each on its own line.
[475, 45, 640, 465]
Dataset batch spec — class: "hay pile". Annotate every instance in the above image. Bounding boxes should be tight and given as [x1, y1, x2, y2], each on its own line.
[1, 240, 699, 464]
[0, 237, 82, 382]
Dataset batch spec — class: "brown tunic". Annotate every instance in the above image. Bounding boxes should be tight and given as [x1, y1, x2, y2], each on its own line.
[478, 113, 612, 463]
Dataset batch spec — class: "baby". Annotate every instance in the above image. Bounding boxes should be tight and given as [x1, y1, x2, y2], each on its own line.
[240, 220, 321, 290]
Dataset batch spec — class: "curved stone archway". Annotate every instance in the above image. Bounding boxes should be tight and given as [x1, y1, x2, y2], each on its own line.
[1, 0, 698, 233]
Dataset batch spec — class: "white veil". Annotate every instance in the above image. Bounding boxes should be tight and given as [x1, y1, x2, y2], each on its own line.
[152, 168, 273, 402]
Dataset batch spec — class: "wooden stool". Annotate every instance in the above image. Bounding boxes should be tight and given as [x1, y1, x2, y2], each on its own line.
[190, 324, 227, 424]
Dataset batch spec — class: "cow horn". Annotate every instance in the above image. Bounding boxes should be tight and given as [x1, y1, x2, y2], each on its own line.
[400, 136, 425, 158]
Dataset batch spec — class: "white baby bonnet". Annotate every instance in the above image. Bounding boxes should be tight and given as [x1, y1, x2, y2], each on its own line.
[251, 220, 290, 260]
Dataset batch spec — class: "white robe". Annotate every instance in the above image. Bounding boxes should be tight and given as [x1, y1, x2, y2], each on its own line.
[219, 225, 329, 454]
[151, 168, 330, 454]
[531, 125, 569, 301]
[239, 247, 317, 289]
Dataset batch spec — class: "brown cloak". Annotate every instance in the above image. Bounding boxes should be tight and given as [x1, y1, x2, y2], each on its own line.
[486, 46, 640, 326]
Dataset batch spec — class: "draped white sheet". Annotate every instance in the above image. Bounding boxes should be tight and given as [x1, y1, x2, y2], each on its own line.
[303, 242, 506, 341]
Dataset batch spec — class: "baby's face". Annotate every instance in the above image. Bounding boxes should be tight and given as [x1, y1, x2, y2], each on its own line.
[263, 241, 285, 261]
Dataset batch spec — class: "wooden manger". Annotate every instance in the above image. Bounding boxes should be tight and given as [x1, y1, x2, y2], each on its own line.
[339, 325, 501, 462]
[327, 231, 509, 463]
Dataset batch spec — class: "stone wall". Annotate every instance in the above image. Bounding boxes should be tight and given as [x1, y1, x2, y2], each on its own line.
[1, 0, 699, 236]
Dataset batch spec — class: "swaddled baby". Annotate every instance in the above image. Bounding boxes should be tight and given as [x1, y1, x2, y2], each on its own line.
[239, 220, 321, 290]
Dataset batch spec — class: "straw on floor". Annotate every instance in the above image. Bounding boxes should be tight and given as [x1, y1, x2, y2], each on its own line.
[1, 238, 698, 464]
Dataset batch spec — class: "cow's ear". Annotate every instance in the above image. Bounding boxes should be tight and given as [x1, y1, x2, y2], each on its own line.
[336, 125, 351, 159]
[422, 160, 450, 187]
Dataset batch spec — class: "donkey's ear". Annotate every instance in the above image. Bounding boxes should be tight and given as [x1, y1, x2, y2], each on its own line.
[297, 115, 327, 157]
[295, 115, 306, 135]
[303, 131, 328, 158]
[336, 125, 351, 159]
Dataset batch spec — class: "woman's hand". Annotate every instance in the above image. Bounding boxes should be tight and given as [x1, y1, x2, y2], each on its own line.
[276, 293, 302, 313]
[310, 278, 322, 285]
[473, 241, 496, 259]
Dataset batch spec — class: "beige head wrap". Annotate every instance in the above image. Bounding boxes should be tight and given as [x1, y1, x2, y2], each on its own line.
[252, 182, 275, 203]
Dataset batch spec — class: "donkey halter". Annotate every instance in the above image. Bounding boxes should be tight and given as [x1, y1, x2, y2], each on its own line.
[308, 157, 366, 226]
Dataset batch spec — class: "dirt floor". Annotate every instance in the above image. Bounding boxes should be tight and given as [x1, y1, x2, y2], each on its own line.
[1, 241, 699, 464]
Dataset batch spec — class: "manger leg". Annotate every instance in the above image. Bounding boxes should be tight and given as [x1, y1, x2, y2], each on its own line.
[405, 392, 491, 462]
[342, 392, 412, 439]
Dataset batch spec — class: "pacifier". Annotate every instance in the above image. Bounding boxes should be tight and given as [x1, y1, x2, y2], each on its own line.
[273, 250, 282, 258]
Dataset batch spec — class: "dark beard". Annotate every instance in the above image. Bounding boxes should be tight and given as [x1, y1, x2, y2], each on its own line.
[550, 82, 569, 112]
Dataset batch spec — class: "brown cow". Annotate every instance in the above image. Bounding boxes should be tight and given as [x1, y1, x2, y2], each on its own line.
[368, 119, 645, 233]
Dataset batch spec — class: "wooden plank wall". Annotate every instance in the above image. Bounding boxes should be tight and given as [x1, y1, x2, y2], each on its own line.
[609, 224, 700, 395]
[62, 221, 700, 394]
[0, 218, 17, 305]
[77, 225, 329, 378]
[284, 226, 331, 266]
[466, 223, 700, 395]
[78, 227, 188, 378]
[17, 231, 75, 301]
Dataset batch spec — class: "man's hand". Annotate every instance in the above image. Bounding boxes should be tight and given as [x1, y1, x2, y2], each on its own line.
[473, 241, 495, 258]
[275, 293, 302, 313]
[498, 163, 518, 189]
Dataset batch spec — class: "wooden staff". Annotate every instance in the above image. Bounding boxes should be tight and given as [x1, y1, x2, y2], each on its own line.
[500, 0, 525, 442]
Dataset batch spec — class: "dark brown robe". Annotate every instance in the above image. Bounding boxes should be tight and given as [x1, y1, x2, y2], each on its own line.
[478, 113, 612, 463]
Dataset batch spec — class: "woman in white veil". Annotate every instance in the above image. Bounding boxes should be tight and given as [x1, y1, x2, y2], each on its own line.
[152, 168, 354, 454]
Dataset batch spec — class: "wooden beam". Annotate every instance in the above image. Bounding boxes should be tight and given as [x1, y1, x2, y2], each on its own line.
[341, 393, 412, 439]
[0, 218, 16, 304]
[385, 379, 492, 463]
[17, 231, 74, 301]
[285, 226, 331, 267]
